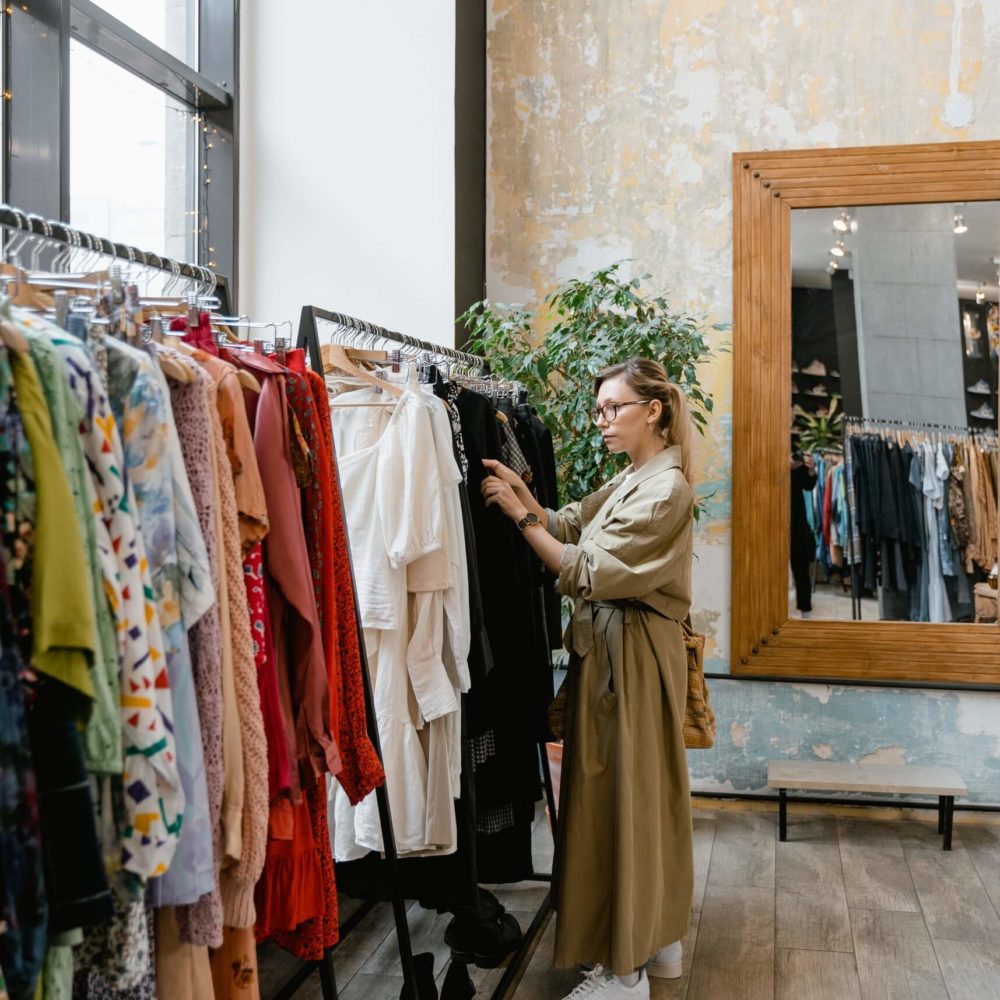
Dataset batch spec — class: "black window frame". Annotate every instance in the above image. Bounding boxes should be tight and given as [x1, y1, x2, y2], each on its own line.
[2, 0, 239, 299]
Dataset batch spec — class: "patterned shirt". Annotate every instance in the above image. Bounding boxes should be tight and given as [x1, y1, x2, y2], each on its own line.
[49, 330, 184, 880]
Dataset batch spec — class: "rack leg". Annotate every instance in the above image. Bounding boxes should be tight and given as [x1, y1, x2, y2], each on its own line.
[779, 789, 788, 842]
[318, 949, 338, 1000]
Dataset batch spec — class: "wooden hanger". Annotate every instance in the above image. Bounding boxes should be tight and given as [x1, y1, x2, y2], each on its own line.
[158, 350, 194, 384]
[165, 332, 261, 393]
[0, 318, 29, 354]
[322, 342, 404, 396]
[0, 264, 53, 311]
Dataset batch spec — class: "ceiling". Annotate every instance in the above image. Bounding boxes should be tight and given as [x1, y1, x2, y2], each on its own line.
[791, 200, 1000, 299]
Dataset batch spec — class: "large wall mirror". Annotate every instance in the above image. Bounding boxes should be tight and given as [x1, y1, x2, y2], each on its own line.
[732, 142, 1000, 686]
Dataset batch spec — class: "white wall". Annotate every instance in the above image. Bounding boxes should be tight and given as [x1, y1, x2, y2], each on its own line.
[239, 1, 456, 347]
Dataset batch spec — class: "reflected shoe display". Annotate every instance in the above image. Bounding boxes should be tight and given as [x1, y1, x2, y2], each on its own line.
[968, 378, 992, 394]
[791, 359, 800, 372]
[646, 941, 683, 979]
[830, 369, 841, 378]
[801, 359, 827, 376]
[805, 384, 828, 396]
[562, 968, 649, 999]
[970, 402, 996, 421]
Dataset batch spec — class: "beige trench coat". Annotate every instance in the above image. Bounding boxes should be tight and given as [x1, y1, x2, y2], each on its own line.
[547, 445, 694, 975]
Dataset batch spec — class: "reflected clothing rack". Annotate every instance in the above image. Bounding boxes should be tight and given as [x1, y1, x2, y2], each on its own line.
[296, 305, 558, 1000]
[841, 415, 998, 624]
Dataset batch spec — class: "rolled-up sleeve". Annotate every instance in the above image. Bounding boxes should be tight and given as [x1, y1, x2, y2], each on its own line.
[547, 500, 583, 543]
[558, 482, 691, 602]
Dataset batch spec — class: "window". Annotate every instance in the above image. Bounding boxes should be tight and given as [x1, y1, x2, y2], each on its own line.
[2, 1, 237, 296]
[94, 0, 198, 67]
[70, 41, 197, 261]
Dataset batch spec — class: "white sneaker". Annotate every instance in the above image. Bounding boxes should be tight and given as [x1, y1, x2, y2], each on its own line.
[562, 967, 649, 999]
[646, 940, 683, 979]
[970, 402, 996, 421]
[967, 379, 991, 394]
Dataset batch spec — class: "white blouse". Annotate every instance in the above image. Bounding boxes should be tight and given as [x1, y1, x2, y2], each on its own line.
[329, 387, 467, 858]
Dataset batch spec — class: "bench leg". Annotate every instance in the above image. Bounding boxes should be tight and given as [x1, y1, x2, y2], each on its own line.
[779, 788, 788, 842]
[938, 796, 945, 835]
[943, 796, 955, 851]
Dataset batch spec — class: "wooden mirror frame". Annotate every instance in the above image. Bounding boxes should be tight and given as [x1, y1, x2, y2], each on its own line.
[731, 140, 1000, 688]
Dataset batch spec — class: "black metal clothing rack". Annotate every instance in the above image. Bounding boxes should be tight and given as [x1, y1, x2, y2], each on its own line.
[294, 305, 559, 1000]
[0, 203, 217, 287]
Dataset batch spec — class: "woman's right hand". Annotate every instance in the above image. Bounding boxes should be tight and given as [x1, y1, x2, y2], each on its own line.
[483, 458, 547, 526]
[482, 459, 525, 492]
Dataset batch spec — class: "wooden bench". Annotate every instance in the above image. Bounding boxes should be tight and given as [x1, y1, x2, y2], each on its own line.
[767, 760, 968, 850]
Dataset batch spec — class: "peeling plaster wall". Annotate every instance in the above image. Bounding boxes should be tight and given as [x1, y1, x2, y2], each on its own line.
[487, 0, 1000, 802]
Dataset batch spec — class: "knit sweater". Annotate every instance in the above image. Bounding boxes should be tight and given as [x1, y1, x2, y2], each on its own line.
[165, 355, 225, 948]
[208, 371, 270, 929]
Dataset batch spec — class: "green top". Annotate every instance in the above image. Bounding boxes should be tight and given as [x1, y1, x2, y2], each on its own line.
[15, 310, 121, 772]
[8, 343, 97, 706]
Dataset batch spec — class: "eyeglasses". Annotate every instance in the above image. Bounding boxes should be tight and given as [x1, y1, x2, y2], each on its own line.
[590, 400, 651, 425]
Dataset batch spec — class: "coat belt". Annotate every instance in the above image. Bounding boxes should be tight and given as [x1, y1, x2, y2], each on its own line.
[570, 598, 666, 657]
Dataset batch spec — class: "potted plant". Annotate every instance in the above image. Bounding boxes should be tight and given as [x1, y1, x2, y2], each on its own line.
[459, 262, 725, 507]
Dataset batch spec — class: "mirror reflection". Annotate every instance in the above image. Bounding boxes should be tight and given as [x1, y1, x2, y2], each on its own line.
[790, 201, 999, 624]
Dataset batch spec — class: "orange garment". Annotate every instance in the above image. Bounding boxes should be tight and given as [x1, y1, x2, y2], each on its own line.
[191, 349, 269, 550]
[209, 926, 261, 1000]
[253, 798, 324, 937]
[305, 368, 384, 806]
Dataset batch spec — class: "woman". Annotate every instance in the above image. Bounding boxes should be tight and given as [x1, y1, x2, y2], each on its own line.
[481, 357, 695, 1000]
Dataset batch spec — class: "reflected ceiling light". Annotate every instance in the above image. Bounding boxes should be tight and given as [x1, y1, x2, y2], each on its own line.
[953, 213, 969, 234]
[976, 282, 987, 304]
[830, 238, 846, 257]
[827, 260, 838, 274]
[833, 211, 851, 232]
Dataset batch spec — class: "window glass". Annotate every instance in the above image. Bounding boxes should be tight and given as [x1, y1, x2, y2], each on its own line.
[70, 41, 197, 262]
[95, 0, 198, 67]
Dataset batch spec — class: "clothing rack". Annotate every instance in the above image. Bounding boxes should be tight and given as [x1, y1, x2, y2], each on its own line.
[296, 305, 558, 1000]
[0, 203, 234, 314]
[840, 416, 998, 622]
[844, 415, 998, 442]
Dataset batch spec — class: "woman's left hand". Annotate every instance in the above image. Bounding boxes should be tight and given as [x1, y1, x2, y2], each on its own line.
[481, 475, 527, 522]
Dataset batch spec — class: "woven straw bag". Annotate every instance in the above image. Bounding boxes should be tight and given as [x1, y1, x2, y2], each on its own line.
[681, 619, 716, 749]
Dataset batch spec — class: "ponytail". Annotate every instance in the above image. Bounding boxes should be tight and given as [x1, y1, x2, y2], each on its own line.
[594, 357, 694, 483]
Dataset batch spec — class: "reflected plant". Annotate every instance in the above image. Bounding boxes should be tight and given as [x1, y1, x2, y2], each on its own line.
[794, 394, 844, 454]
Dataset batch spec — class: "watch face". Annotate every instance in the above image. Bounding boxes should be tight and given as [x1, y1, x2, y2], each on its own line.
[520, 512, 540, 528]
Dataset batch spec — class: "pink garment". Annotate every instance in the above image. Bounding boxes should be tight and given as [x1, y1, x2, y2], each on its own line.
[228, 352, 341, 786]
[168, 363, 225, 948]
[243, 542, 291, 801]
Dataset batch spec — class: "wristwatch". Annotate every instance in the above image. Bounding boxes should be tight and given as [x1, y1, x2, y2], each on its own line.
[517, 512, 542, 532]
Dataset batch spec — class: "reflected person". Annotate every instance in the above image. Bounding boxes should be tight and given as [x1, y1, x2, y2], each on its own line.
[790, 450, 817, 619]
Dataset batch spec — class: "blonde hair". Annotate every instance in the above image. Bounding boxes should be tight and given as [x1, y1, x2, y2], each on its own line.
[594, 357, 694, 482]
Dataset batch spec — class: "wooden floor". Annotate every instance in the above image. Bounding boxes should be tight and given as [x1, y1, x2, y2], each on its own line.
[258, 802, 1000, 999]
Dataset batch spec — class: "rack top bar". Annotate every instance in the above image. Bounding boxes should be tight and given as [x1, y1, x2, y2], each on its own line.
[0, 204, 214, 284]
[308, 305, 486, 367]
